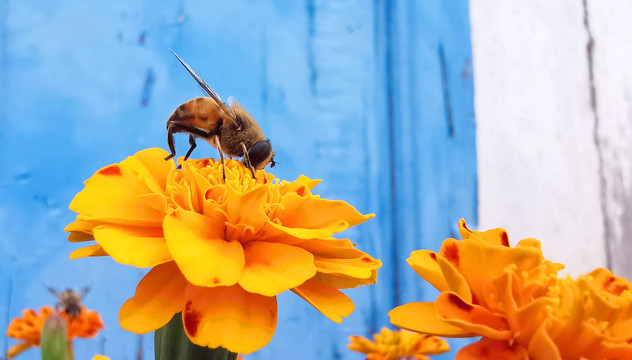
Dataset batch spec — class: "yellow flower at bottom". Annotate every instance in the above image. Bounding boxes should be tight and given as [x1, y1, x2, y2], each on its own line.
[348, 327, 449, 360]
[65, 148, 381, 354]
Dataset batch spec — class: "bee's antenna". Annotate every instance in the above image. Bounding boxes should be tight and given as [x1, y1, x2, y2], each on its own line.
[169, 49, 234, 119]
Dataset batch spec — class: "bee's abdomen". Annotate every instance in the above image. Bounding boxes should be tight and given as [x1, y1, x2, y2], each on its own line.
[167, 98, 219, 130]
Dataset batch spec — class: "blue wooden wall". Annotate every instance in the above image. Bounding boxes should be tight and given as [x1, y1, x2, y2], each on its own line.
[0, 1, 476, 359]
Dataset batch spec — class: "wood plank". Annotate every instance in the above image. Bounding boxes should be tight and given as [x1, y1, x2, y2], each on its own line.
[471, 0, 607, 276]
[0, 0, 477, 358]
[587, 0, 632, 279]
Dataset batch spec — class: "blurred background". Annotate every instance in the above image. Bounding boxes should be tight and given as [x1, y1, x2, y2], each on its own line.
[1, 0, 629, 359]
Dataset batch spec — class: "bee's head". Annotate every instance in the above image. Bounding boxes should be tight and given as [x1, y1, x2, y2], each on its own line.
[246, 139, 275, 170]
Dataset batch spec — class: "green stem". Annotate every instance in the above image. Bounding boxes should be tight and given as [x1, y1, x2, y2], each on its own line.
[154, 313, 238, 360]
[66, 340, 74, 360]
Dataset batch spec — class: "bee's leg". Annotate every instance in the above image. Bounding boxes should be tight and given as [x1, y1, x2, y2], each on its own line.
[214, 136, 226, 182]
[240, 142, 256, 179]
[178, 134, 197, 169]
[165, 127, 177, 161]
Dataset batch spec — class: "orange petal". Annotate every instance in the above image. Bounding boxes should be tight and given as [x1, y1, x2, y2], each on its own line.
[439, 237, 543, 306]
[276, 193, 374, 230]
[238, 242, 316, 296]
[93, 225, 171, 267]
[68, 162, 166, 225]
[7, 341, 36, 358]
[119, 262, 187, 333]
[407, 250, 450, 292]
[388, 302, 472, 337]
[456, 338, 529, 360]
[163, 208, 244, 287]
[458, 219, 510, 246]
[69, 244, 108, 259]
[183, 284, 277, 354]
[437, 257, 472, 303]
[291, 278, 354, 323]
[435, 292, 511, 340]
[68, 231, 95, 242]
[527, 322, 562, 360]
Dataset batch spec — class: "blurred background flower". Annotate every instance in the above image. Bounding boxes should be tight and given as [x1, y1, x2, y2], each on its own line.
[6, 305, 104, 358]
[348, 327, 449, 360]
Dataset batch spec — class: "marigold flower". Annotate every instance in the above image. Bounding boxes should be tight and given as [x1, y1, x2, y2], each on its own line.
[6, 306, 104, 358]
[389, 220, 632, 359]
[348, 327, 449, 360]
[66, 148, 381, 354]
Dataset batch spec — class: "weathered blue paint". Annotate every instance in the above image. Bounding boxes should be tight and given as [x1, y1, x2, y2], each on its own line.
[0, 0, 476, 359]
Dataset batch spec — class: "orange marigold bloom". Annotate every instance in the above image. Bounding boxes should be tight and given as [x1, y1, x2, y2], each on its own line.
[65, 148, 381, 354]
[348, 327, 449, 360]
[389, 219, 632, 359]
[6, 306, 104, 358]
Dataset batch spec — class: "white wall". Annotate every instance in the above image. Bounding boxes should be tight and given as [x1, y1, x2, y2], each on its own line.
[471, 0, 632, 277]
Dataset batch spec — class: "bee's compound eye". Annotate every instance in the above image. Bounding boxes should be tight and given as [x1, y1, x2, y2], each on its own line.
[248, 140, 273, 169]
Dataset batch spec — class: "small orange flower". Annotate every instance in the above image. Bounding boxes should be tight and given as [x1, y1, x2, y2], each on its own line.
[389, 220, 632, 359]
[6, 306, 104, 358]
[348, 327, 449, 360]
[66, 148, 381, 354]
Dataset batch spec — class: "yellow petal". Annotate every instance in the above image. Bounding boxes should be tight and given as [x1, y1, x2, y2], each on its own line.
[64, 217, 101, 234]
[388, 302, 472, 337]
[407, 250, 450, 292]
[183, 284, 277, 354]
[93, 225, 171, 267]
[291, 278, 354, 323]
[238, 242, 316, 296]
[276, 193, 374, 230]
[225, 186, 269, 230]
[312, 270, 378, 289]
[120, 148, 173, 194]
[69, 244, 108, 259]
[456, 338, 530, 360]
[314, 256, 382, 279]
[267, 220, 348, 240]
[163, 208, 244, 287]
[69, 161, 167, 226]
[119, 262, 187, 333]
[435, 292, 511, 340]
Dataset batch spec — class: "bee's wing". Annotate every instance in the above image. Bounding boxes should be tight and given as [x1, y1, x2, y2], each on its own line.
[226, 96, 238, 107]
[47, 286, 60, 298]
[170, 49, 236, 123]
[78, 286, 90, 299]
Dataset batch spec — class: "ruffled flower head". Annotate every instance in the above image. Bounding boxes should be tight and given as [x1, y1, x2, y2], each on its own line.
[389, 219, 632, 359]
[66, 148, 381, 354]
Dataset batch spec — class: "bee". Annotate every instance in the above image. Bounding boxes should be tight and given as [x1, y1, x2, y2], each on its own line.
[48, 287, 89, 319]
[165, 50, 275, 180]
